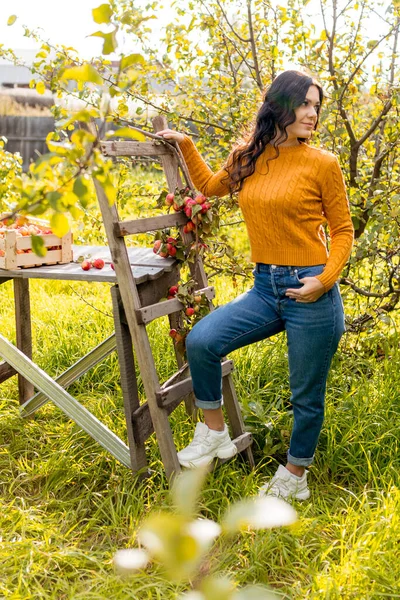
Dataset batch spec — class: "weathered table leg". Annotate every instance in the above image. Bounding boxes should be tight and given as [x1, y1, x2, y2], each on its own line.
[0, 278, 16, 383]
[111, 286, 148, 475]
[13, 279, 34, 403]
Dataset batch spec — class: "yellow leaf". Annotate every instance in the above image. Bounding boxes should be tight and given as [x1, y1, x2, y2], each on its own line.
[69, 206, 84, 220]
[89, 29, 117, 55]
[120, 53, 145, 70]
[7, 15, 17, 26]
[92, 3, 113, 24]
[61, 191, 79, 207]
[61, 64, 103, 85]
[36, 81, 46, 95]
[50, 213, 70, 238]
[107, 127, 146, 141]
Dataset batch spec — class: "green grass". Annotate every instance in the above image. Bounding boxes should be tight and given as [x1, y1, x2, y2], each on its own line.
[1, 274, 400, 599]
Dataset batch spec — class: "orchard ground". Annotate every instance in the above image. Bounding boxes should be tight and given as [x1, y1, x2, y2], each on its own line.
[0, 167, 399, 599]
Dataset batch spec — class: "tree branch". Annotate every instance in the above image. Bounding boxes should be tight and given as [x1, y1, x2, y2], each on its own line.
[215, 0, 251, 43]
[339, 24, 399, 105]
[247, 0, 264, 90]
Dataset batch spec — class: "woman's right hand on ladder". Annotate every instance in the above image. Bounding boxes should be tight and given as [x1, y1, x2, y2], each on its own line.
[157, 129, 185, 144]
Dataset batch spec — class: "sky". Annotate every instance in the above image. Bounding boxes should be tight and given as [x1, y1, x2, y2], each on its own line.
[0, 0, 165, 59]
[0, 0, 391, 62]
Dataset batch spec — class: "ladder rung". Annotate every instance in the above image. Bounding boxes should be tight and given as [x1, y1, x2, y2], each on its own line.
[136, 286, 215, 325]
[132, 360, 236, 452]
[220, 432, 252, 462]
[101, 140, 173, 157]
[131, 394, 182, 445]
[156, 359, 234, 407]
[116, 213, 187, 236]
[160, 362, 189, 389]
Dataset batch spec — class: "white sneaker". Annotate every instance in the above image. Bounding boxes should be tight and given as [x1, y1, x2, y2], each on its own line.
[177, 422, 238, 468]
[259, 465, 310, 501]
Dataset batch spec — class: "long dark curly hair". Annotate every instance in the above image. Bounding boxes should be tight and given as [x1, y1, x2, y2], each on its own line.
[223, 70, 324, 193]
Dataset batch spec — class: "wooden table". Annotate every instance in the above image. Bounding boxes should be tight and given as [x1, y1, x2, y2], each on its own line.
[0, 245, 179, 469]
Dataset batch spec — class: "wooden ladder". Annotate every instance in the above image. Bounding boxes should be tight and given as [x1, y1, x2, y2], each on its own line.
[93, 115, 254, 478]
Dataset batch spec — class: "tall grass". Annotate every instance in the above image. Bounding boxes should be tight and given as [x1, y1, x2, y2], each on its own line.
[1, 273, 399, 599]
[1, 165, 399, 598]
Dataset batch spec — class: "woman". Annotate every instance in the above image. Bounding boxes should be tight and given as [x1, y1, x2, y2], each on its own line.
[158, 70, 353, 501]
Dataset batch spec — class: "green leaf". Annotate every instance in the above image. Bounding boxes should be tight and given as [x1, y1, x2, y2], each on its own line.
[50, 213, 70, 238]
[378, 314, 391, 324]
[73, 176, 90, 205]
[120, 53, 145, 70]
[107, 127, 146, 141]
[192, 204, 201, 217]
[61, 64, 103, 85]
[31, 235, 47, 258]
[155, 190, 168, 208]
[172, 468, 209, 517]
[46, 191, 63, 211]
[7, 15, 17, 26]
[92, 3, 113, 24]
[89, 29, 117, 55]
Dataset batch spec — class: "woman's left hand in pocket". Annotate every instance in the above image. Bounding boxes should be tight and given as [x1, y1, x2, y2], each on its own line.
[286, 277, 325, 303]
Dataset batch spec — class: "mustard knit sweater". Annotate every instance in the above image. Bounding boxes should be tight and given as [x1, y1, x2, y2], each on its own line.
[179, 136, 354, 291]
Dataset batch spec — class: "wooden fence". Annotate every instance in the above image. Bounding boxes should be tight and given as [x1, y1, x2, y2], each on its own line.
[0, 116, 55, 171]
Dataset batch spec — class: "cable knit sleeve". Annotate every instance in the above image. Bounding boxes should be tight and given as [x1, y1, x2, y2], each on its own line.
[315, 154, 354, 291]
[178, 136, 231, 197]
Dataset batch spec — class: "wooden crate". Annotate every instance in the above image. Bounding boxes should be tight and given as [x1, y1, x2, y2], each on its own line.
[0, 229, 73, 270]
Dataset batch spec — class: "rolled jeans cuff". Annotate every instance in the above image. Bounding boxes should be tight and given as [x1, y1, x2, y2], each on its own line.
[194, 397, 223, 410]
[287, 451, 314, 467]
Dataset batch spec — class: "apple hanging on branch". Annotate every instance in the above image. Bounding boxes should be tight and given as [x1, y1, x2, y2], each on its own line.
[152, 187, 214, 264]
[167, 280, 211, 356]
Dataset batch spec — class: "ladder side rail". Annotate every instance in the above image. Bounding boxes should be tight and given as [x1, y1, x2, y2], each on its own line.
[93, 178, 181, 477]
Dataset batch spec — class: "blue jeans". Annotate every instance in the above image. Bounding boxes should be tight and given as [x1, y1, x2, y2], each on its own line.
[186, 264, 345, 467]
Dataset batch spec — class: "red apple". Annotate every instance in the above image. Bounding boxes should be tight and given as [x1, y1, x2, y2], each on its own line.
[153, 240, 162, 254]
[110, 262, 115, 270]
[169, 329, 177, 338]
[183, 221, 196, 234]
[195, 194, 206, 205]
[168, 286, 179, 296]
[167, 244, 177, 256]
[165, 193, 175, 206]
[185, 307, 195, 316]
[81, 260, 92, 271]
[92, 258, 105, 269]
